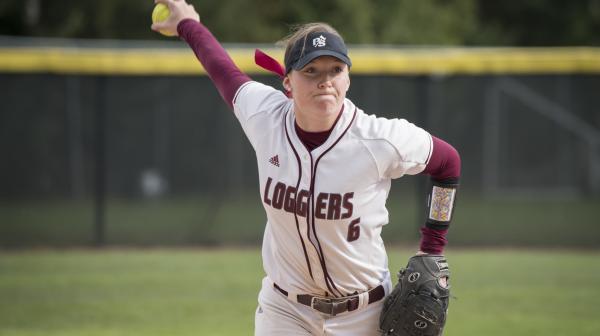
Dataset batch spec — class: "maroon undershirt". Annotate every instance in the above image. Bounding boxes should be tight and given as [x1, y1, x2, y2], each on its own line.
[177, 19, 460, 255]
[295, 124, 332, 151]
[294, 105, 344, 151]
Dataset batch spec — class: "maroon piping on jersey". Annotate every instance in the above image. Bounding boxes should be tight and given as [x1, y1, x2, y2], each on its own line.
[306, 107, 358, 298]
[294, 108, 344, 151]
[283, 111, 315, 281]
[295, 105, 347, 297]
[306, 154, 340, 297]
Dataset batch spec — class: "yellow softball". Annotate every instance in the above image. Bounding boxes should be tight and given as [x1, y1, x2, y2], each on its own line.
[152, 3, 176, 37]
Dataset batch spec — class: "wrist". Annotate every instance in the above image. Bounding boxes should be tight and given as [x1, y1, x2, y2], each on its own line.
[177, 18, 201, 37]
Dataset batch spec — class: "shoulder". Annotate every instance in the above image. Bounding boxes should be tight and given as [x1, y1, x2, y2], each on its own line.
[234, 81, 286, 106]
[346, 99, 431, 172]
[347, 99, 421, 143]
[233, 81, 290, 121]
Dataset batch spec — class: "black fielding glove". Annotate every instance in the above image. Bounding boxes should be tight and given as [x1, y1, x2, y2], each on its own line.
[380, 255, 450, 336]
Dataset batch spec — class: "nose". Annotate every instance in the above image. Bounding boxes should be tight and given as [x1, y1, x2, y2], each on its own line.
[318, 75, 333, 89]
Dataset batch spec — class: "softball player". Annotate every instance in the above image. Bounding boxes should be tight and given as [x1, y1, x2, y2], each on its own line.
[152, 1, 461, 335]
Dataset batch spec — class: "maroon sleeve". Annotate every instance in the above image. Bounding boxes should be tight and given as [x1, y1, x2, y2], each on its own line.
[419, 227, 448, 255]
[421, 136, 461, 181]
[177, 19, 252, 109]
[419, 136, 461, 254]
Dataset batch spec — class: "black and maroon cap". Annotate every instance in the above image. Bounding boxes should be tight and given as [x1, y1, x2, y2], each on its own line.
[284, 31, 352, 74]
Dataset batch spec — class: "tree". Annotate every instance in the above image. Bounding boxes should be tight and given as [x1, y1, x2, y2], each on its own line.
[0, 0, 598, 45]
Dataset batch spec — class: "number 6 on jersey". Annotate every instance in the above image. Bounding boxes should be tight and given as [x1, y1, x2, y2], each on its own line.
[347, 217, 361, 242]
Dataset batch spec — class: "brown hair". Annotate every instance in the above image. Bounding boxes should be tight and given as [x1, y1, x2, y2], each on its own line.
[278, 23, 345, 68]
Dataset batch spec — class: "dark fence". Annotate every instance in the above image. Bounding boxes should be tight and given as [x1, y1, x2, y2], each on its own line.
[1, 42, 599, 248]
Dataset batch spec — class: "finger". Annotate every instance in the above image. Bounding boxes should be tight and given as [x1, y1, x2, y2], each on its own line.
[156, 0, 183, 6]
[151, 22, 166, 31]
[151, 23, 177, 36]
[155, 0, 175, 9]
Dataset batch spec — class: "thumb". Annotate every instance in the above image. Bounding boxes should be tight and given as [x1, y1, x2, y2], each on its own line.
[151, 21, 179, 37]
[150, 22, 164, 32]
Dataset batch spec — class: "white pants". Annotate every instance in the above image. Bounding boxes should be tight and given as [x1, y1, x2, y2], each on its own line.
[255, 277, 390, 336]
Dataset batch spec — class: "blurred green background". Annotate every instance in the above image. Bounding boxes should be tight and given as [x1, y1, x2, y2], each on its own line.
[1, 1, 600, 335]
[2, 0, 600, 45]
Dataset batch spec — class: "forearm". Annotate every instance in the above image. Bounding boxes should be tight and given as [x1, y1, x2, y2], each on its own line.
[419, 136, 461, 254]
[177, 19, 252, 109]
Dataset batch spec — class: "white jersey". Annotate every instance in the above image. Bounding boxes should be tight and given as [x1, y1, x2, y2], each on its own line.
[233, 81, 432, 297]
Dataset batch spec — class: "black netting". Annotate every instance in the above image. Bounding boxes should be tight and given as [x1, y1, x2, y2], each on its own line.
[1, 73, 599, 247]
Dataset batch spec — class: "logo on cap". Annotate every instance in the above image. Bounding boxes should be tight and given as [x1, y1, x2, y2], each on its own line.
[313, 35, 327, 47]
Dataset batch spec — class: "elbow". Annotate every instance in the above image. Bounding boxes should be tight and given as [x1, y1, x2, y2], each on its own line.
[427, 136, 461, 181]
[447, 144, 461, 179]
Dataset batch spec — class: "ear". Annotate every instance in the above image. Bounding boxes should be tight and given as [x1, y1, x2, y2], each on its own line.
[344, 74, 351, 92]
[283, 76, 292, 92]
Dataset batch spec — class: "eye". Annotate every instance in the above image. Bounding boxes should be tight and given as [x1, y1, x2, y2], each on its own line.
[303, 67, 315, 74]
[333, 66, 343, 73]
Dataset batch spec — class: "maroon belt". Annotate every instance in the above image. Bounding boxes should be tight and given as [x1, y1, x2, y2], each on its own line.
[273, 283, 385, 316]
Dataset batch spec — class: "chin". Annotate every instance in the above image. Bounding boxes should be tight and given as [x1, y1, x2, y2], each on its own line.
[314, 97, 340, 111]
[313, 103, 337, 115]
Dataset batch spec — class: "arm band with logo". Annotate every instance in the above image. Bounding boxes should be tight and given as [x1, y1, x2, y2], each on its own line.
[425, 177, 459, 230]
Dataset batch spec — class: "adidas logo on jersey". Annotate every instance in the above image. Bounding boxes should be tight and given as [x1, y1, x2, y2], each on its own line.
[269, 155, 280, 167]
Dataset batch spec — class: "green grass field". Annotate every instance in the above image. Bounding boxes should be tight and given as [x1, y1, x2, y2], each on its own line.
[1, 248, 599, 336]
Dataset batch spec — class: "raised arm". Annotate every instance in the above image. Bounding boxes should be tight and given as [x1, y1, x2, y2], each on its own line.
[150, 0, 251, 109]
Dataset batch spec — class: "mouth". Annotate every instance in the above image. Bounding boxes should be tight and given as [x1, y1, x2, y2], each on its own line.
[314, 92, 336, 98]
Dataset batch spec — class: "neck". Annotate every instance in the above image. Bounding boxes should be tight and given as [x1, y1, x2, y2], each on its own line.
[294, 104, 343, 132]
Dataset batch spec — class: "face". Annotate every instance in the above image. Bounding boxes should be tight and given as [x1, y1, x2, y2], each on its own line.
[284, 56, 350, 127]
